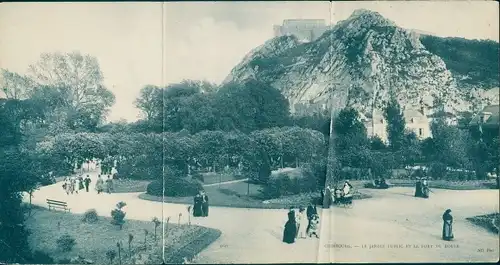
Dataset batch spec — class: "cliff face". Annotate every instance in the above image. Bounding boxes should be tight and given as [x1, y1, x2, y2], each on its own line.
[224, 9, 499, 116]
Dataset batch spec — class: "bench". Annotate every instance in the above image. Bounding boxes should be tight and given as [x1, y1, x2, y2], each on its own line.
[47, 199, 70, 212]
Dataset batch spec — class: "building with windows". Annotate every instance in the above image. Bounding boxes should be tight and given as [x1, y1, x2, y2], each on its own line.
[469, 104, 500, 131]
[273, 19, 330, 43]
[362, 105, 432, 143]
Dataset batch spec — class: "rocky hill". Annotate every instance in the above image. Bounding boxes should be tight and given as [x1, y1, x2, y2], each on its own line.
[223, 9, 499, 116]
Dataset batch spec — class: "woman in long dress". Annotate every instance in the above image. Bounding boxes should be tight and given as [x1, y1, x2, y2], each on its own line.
[283, 211, 297, 244]
[442, 209, 454, 241]
[193, 193, 203, 217]
[323, 186, 332, 208]
[95, 175, 104, 194]
[297, 208, 308, 239]
[415, 178, 422, 197]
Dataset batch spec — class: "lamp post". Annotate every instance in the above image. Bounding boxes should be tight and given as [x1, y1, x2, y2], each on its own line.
[323, 81, 350, 209]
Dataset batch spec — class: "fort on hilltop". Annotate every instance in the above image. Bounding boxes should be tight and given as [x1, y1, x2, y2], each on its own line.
[273, 19, 330, 43]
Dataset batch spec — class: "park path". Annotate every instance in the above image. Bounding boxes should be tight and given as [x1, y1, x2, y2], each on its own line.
[24, 171, 499, 263]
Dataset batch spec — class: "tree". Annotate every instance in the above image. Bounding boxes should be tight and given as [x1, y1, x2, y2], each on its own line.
[178, 93, 217, 133]
[27, 51, 115, 130]
[0, 98, 44, 263]
[214, 79, 290, 132]
[426, 119, 471, 170]
[370, 136, 386, 150]
[134, 85, 163, 121]
[384, 98, 406, 151]
[1, 69, 35, 100]
[333, 108, 370, 168]
[163, 82, 202, 132]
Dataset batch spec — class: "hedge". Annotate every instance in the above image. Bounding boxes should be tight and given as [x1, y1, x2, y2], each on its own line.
[147, 177, 203, 197]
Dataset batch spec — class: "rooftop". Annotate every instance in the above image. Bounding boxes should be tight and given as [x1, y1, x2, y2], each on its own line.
[469, 105, 500, 127]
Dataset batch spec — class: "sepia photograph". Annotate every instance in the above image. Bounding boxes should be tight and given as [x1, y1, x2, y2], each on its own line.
[0, 1, 499, 264]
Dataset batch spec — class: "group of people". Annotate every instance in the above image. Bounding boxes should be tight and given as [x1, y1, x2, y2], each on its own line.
[95, 174, 115, 194]
[372, 177, 389, 189]
[62, 175, 92, 195]
[283, 203, 320, 244]
[415, 177, 430, 198]
[192, 190, 209, 217]
[61, 174, 115, 195]
[320, 180, 354, 207]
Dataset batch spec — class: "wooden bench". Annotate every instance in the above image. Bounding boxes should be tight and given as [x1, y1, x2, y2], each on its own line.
[47, 199, 70, 212]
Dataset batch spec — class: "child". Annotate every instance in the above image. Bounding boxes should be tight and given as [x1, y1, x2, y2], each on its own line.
[308, 214, 320, 238]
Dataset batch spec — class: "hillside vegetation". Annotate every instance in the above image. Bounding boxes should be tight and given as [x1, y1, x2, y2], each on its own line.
[420, 35, 499, 89]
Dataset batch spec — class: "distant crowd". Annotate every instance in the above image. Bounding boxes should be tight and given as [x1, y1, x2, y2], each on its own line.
[61, 159, 119, 195]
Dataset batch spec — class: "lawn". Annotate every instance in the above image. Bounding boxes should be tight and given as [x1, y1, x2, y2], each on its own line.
[25, 206, 221, 264]
[112, 179, 151, 193]
[467, 213, 500, 234]
[199, 171, 247, 185]
[349, 179, 498, 190]
[139, 180, 372, 209]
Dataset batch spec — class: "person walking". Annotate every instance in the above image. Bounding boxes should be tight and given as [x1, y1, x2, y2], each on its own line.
[84, 175, 91, 192]
[297, 207, 308, 239]
[95, 175, 104, 194]
[442, 209, 454, 241]
[69, 177, 76, 194]
[201, 190, 209, 217]
[105, 175, 113, 194]
[77, 176, 84, 193]
[283, 211, 298, 244]
[323, 186, 332, 208]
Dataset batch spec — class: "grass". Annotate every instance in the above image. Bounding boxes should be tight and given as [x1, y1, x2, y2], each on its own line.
[199, 172, 246, 185]
[348, 179, 498, 191]
[139, 180, 372, 209]
[466, 213, 500, 234]
[24, 206, 221, 264]
[112, 179, 151, 193]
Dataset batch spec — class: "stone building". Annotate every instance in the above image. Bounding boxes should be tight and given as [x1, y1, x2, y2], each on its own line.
[273, 19, 330, 43]
[362, 104, 432, 143]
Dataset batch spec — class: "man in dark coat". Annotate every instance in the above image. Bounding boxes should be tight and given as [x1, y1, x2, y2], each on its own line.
[201, 191, 209, 217]
[283, 211, 297, 244]
[306, 203, 317, 220]
[306, 203, 317, 234]
[84, 175, 91, 192]
[193, 193, 203, 217]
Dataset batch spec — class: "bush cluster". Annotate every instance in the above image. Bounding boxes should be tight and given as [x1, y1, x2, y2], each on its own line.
[56, 234, 76, 252]
[82, 209, 99, 223]
[147, 177, 203, 197]
[261, 166, 317, 199]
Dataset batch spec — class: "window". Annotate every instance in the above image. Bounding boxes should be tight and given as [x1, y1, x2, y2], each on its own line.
[419, 128, 423, 136]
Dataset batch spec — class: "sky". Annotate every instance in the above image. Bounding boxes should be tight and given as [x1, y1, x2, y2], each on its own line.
[0, 1, 498, 122]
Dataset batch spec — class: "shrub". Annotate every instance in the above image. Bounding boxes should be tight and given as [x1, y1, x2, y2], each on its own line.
[30, 250, 55, 264]
[118, 155, 162, 180]
[257, 150, 272, 183]
[261, 169, 317, 199]
[58, 258, 72, 264]
[111, 202, 127, 229]
[445, 170, 475, 181]
[191, 172, 204, 183]
[105, 249, 117, 264]
[56, 234, 76, 252]
[147, 177, 203, 197]
[339, 167, 372, 180]
[429, 162, 447, 180]
[82, 209, 99, 223]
